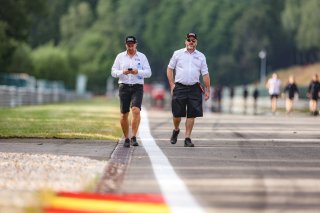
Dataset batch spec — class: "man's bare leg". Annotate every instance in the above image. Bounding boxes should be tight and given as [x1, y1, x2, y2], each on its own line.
[131, 107, 140, 137]
[185, 117, 195, 138]
[173, 117, 181, 131]
[120, 112, 129, 138]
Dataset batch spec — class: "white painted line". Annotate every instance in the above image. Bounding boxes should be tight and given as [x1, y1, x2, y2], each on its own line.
[153, 138, 320, 142]
[139, 108, 205, 213]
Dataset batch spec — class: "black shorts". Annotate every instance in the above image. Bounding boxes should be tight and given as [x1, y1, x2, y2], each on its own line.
[288, 96, 294, 100]
[171, 83, 203, 118]
[119, 84, 143, 113]
[311, 95, 318, 101]
[270, 94, 279, 99]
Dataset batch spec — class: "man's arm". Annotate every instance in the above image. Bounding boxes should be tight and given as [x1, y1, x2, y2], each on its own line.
[111, 54, 124, 78]
[167, 67, 175, 95]
[134, 54, 152, 78]
[203, 73, 210, 101]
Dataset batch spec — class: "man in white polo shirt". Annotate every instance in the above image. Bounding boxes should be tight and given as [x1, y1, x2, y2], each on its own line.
[167, 32, 211, 147]
[111, 35, 152, 147]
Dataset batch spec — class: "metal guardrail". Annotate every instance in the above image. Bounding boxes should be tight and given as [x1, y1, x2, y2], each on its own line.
[0, 85, 90, 107]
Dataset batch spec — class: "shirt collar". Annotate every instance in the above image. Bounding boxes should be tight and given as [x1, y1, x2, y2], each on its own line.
[125, 50, 138, 57]
[183, 48, 197, 54]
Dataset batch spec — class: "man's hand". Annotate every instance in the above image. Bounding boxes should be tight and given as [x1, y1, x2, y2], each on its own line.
[123, 69, 138, 75]
[204, 89, 210, 101]
[169, 82, 175, 96]
[130, 69, 138, 75]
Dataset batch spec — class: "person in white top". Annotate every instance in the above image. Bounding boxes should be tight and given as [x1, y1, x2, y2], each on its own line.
[266, 73, 281, 114]
[111, 36, 152, 147]
[167, 32, 211, 147]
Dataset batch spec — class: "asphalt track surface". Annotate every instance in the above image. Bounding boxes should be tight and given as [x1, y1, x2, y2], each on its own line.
[1, 107, 319, 213]
[122, 109, 320, 213]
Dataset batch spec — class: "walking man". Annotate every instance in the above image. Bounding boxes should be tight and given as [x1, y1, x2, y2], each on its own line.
[111, 36, 152, 147]
[167, 32, 211, 147]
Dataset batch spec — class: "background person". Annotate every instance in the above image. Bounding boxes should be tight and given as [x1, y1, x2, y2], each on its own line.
[167, 32, 210, 147]
[228, 86, 235, 113]
[252, 84, 259, 115]
[111, 35, 152, 147]
[242, 85, 248, 114]
[266, 73, 281, 114]
[283, 75, 299, 114]
[307, 74, 320, 116]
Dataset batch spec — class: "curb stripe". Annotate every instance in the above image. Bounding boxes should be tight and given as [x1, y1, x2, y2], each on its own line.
[44, 208, 104, 213]
[57, 192, 165, 203]
[46, 196, 170, 213]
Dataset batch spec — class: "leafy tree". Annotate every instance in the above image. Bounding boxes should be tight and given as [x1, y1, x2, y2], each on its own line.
[29, 0, 70, 47]
[297, 0, 320, 50]
[60, 2, 94, 48]
[144, 0, 185, 82]
[70, 32, 110, 93]
[3, 0, 319, 92]
[0, 21, 11, 70]
[31, 44, 74, 88]
[0, 0, 45, 72]
[282, 0, 320, 50]
[7, 43, 33, 73]
[282, 0, 320, 63]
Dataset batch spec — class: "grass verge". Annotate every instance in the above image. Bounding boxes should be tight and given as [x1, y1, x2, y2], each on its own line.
[0, 97, 122, 141]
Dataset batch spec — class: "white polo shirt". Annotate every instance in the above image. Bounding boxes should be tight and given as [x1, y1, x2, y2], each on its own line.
[111, 50, 152, 84]
[168, 48, 209, 85]
[267, 78, 281, 95]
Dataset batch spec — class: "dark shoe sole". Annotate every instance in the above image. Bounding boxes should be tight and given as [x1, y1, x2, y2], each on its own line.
[184, 144, 194, 147]
[132, 142, 139, 146]
[131, 137, 139, 146]
[124, 139, 130, 148]
[171, 140, 177, 144]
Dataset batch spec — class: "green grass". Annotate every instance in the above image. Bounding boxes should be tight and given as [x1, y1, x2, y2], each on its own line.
[0, 97, 122, 141]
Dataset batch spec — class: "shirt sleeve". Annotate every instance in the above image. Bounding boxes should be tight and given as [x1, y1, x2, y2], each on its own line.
[168, 51, 177, 69]
[111, 54, 123, 78]
[138, 54, 152, 78]
[200, 55, 209, 75]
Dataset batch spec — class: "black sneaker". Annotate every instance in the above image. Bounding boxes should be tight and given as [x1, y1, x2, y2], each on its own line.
[184, 138, 194, 147]
[131, 136, 139, 146]
[123, 138, 130, 148]
[170, 129, 180, 144]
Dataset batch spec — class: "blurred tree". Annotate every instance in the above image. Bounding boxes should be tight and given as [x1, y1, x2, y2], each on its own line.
[282, 0, 320, 63]
[7, 43, 33, 73]
[2, 0, 319, 92]
[29, 0, 70, 47]
[0, 0, 45, 72]
[0, 21, 10, 70]
[29, 0, 99, 47]
[70, 32, 109, 93]
[60, 2, 94, 48]
[31, 44, 75, 88]
[232, 5, 271, 84]
[144, 0, 184, 82]
[85, 0, 122, 93]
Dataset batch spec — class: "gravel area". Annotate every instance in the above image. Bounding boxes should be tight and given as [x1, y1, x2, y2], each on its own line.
[0, 152, 107, 209]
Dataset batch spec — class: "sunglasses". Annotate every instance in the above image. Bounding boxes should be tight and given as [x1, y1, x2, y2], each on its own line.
[187, 38, 197, 43]
[126, 43, 136, 47]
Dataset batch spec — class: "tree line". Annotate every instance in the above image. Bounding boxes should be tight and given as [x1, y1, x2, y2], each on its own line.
[1, 0, 319, 93]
